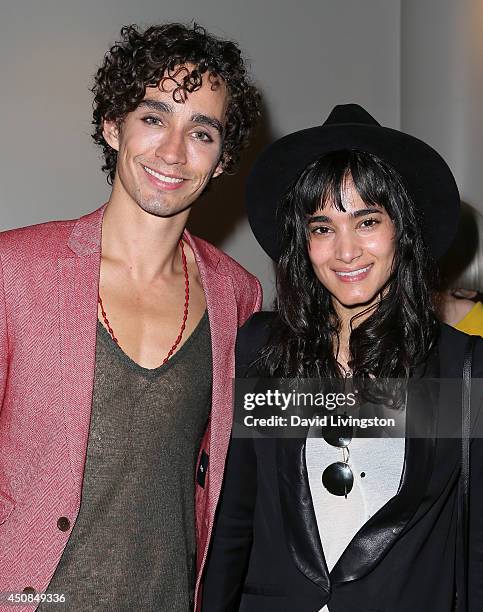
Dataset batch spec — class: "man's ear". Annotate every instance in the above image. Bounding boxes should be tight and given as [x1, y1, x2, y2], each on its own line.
[212, 154, 227, 179]
[102, 119, 120, 151]
[213, 164, 224, 179]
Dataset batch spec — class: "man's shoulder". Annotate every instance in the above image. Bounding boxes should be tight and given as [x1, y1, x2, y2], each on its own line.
[187, 233, 262, 323]
[0, 217, 77, 260]
[188, 233, 259, 283]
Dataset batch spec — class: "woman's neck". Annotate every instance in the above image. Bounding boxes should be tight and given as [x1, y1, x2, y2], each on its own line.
[332, 298, 379, 371]
[334, 322, 351, 373]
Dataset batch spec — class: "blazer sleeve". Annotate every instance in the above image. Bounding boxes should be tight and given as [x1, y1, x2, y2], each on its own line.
[469, 337, 483, 610]
[201, 434, 256, 611]
[237, 275, 263, 329]
[0, 255, 9, 417]
[201, 318, 263, 611]
[252, 277, 263, 314]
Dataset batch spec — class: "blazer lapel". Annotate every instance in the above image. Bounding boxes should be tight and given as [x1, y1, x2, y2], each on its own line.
[277, 346, 441, 588]
[58, 218, 238, 501]
[182, 232, 238, 515]
[277, 435, 331, 595]
[59, 206, 104, 489]
[331, 348, 440, 583]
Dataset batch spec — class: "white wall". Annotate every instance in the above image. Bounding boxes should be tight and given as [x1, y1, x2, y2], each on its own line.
[0, 0, 401, 306]
[401, 0, 483, 289]
[401, 0, 483, 216]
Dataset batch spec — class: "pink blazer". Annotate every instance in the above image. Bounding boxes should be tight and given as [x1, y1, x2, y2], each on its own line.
[0, 206, 262, 611]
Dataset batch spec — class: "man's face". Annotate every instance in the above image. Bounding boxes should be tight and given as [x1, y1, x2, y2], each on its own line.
[103, 66, 228, 218]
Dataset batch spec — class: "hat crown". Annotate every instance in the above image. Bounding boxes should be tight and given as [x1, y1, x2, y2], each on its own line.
[323, 103, 380, 127]
[247, 103, 460, 262]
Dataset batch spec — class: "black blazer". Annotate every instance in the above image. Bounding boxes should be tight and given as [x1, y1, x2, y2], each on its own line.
[202, 312, 483, 612]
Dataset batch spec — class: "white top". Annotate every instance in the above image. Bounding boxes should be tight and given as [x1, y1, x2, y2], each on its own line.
[306, 431, 405, 612]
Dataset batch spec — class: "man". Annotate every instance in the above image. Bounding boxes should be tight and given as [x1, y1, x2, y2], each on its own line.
[0, 23, 262, 611]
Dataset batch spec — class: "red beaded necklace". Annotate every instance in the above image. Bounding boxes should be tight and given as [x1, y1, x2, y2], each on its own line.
[98, 239, 190, 365]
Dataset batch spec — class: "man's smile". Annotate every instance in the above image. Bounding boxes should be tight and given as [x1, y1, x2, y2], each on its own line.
[142, 164, 187, 190]
[142, 165, 186, 183]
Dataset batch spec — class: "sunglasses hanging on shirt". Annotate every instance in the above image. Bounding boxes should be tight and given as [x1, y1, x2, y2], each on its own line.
[321, 421, 354, 498]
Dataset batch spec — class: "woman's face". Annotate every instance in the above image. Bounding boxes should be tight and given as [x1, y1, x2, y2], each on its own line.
[307, 178, 396, 320]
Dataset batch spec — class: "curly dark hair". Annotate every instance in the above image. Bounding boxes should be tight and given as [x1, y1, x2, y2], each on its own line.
[91, 23, 261, 183]
[258, 150, 440, 379]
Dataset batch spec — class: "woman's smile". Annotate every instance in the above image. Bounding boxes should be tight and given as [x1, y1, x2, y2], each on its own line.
[333, 263, 373, 282]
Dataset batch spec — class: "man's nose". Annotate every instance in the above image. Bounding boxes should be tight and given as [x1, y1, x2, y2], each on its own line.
[155, 130, 187, 166]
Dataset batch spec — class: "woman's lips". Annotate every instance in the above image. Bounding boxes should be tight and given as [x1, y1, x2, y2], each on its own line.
[334, 264, 373, 282]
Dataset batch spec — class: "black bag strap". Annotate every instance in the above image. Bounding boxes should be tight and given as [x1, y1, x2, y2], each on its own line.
[458, 335, 476, 611]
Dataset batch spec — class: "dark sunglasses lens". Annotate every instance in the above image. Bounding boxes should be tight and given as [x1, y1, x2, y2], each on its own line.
[322, 461, 354, 496]
[322, 423, 353, 448]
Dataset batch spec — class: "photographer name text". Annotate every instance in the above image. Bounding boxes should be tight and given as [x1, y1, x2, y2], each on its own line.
[243, 413, 396, 429]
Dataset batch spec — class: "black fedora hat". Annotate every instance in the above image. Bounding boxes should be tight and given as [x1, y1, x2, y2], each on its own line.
[246, 103, 460, 262]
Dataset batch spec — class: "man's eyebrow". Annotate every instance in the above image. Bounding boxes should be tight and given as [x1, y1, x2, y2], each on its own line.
[308, 208, 383, 223]
[136, 101, 223, 135]
[190, 113, 224, 135]
[137, 99, 174, 113]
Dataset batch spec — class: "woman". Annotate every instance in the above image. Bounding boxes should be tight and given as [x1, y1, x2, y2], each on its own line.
[202, 105, 483, 611]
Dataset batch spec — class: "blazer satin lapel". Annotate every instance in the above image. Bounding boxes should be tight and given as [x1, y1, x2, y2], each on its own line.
[58, 207, 104, 491]
[277, 436, 331, 595]
[276, 346, 441, 589]
[331, 349, 440, 583]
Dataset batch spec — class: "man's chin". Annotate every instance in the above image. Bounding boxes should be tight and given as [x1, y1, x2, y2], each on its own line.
[136, 198, 192, 219]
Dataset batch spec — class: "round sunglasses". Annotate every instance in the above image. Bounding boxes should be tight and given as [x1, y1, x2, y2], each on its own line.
[321, 421, 354, 498]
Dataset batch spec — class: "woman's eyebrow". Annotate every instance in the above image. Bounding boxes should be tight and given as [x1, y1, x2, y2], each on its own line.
[352, 207, 383, 218]
[308, 208, 382, 223]
[308, 214, 332, 223]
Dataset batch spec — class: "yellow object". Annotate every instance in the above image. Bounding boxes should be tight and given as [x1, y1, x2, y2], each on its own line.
[454, 302, 483, 336]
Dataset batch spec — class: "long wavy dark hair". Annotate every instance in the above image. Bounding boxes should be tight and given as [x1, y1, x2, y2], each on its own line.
[91, 23, 261, 184]
[258, 150, 440, 379]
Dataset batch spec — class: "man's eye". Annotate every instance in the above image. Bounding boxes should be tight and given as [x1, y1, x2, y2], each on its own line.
[192, 131, 213, 143]
[142, 116, 163, 126]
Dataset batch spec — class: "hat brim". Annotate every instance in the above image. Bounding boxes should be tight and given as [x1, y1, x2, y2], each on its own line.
[246, 123, 460, 262]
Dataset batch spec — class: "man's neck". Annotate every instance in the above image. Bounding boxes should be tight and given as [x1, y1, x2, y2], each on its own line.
[101, 195, 190, 282]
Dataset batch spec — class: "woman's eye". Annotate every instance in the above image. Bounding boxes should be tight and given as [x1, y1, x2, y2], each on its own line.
[311, 226, 332, 235]
[359, 218, 380, 229]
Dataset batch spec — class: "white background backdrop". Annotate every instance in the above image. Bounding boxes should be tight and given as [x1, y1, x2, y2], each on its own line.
[0, 0, 481, 304]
